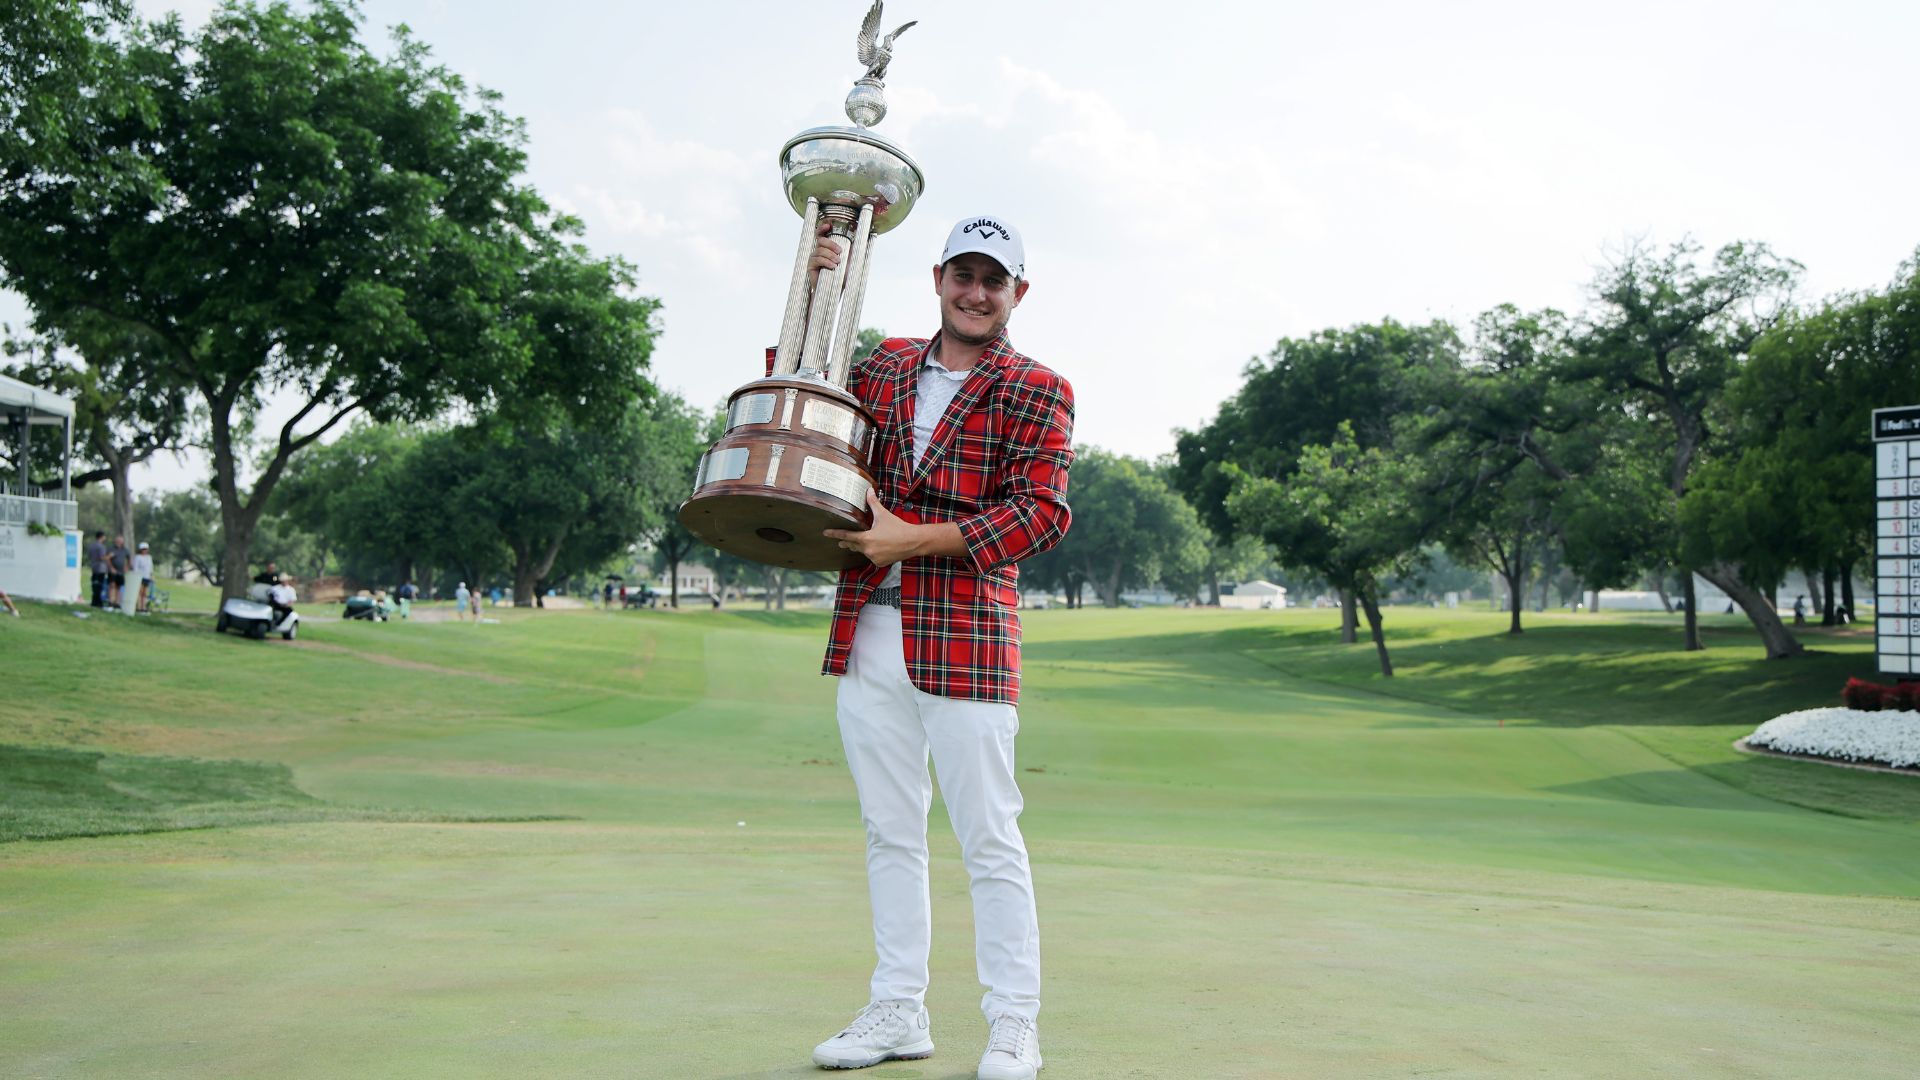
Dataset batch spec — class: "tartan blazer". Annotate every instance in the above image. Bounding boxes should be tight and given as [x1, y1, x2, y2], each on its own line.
[821, 331, 1075, 704]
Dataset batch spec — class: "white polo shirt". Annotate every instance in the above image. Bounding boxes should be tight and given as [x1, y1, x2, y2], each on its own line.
[880, 358, 972, 590]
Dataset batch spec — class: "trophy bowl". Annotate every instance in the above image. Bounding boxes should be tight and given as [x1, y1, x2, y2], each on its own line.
[677, 6, 923, 576]
[678, 375, 880, 571]
[780, 126, 924, 235]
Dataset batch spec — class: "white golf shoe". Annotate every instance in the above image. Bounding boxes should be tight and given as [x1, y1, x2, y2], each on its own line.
[976, 1014, 1042, 1079]
[811, 999, 935, 1070]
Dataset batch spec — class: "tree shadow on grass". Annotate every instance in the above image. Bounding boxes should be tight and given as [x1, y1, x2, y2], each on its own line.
[1026, 619, 1873, 730]
[1028, 616, 1918, 820]
[1541, 758, 1920, 822]
[1540, 770, 1802, 813]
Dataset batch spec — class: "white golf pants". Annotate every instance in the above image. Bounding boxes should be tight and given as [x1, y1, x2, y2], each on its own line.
[836, 603, 1041, 1023]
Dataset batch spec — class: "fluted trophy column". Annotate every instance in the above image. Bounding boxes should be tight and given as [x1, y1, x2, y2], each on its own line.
[678, 2, 925, 571]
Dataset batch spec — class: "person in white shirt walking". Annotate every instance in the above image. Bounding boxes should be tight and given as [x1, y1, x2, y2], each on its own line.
[132, 542, 155, 615]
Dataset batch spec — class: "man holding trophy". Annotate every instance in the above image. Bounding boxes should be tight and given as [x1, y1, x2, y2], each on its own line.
[808, 214, 1072, 1079]
[672, 7, 1071, 1075]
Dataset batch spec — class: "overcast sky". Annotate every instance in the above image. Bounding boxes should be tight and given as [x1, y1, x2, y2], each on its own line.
[7, 0, 1919, 492]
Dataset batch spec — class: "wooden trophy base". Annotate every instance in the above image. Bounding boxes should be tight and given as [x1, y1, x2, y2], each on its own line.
[678, 376, 879, 572]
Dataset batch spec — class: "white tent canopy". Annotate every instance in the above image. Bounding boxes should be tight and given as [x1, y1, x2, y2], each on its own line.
[1, 370, 77, 504]
[1220, 579, 1289, 610]
[1, 372, 81, 602]
[0, 371, 77, 421]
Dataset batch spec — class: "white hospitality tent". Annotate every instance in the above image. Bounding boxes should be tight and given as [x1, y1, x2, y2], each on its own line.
[1220, 580, 1289, 610]
[0, 371, 81, 601]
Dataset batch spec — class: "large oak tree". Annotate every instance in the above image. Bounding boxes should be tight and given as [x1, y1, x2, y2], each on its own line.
[0, 1, 656, 599]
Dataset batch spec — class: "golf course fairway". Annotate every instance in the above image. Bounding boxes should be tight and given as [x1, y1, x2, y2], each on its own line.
[3, 600, 1916, 1078]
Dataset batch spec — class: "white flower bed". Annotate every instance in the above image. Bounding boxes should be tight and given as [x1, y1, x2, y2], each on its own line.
[1747, 708, 1920, 769]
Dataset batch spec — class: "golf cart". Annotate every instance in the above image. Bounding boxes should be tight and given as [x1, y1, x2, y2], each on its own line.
[217, 581, 300, 640]
[342, 592, 393, 621]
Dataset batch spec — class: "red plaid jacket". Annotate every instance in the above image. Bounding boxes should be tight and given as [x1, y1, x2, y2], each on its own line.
[821, 332, 1075, 704]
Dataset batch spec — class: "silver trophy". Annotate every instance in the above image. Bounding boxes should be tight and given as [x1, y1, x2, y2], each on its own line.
[679, 2, 927, 570]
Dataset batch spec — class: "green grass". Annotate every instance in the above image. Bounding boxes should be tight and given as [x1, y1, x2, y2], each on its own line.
[2, 598, 1917, 1078]
[1027, 606, 1920, 822]
[0, 744, 566, 842]
[149, 574, 224, 614]
[1, 743, 326, 841]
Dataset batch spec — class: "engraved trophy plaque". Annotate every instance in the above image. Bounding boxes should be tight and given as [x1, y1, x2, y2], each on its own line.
[678, 2, 924, 571]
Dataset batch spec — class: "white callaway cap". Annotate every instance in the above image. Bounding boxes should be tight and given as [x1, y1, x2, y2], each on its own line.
[941, 215, 1025, 279]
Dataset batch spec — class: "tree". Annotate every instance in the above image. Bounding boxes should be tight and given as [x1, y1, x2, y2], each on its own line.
[1713, 253, 1920, 624]
[434, 395, 699, 607]
[0, 1, 151, 194]
[1568, 239, 1802, 655]
[140, 486, 221, 584]
[1024, 448, 1207, 608]
[1230, 423, 1430, 676]
[4, 317, 195, 552]
[645, 403, 722, 609]
[706, 547, 759, 606]
[1418, 305, 1600, 632]
[1187, 531, 1276, 606]
[1553, 430, 1673, 604]
[1021, 537, 1088, 608]
[649, 521, 704, 609]
[1176, 319, 1461, 639]
[854, 327, 891, 359]
[0, 2, 656, 600]
[270, 421, 430, 586]
[1441, 463, 1556, 634]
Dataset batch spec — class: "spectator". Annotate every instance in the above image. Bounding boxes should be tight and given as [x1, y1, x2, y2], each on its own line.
[267, 578, 296, 628]
[132, 542, 155, 615]
[1792, 595, 1806, 626]
[85, 531, 108, 607]
[396, 580, 416, 619]
[490, 585, 502, 608]
[603, 580, 614, 608]
[107, 534, 131, 610]
[254, 561, 282, 586]
[0, 585, 18, 617]
[455, 581, 471, 622]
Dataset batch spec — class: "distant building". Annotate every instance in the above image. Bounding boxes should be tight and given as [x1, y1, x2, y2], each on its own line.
[1219, 580, 1288, 610]
[656, 562, 716, 596]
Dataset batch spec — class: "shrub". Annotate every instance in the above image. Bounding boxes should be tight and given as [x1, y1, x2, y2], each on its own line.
[1842, 677, 1886, 711]
[1842, 677, 1920, 713]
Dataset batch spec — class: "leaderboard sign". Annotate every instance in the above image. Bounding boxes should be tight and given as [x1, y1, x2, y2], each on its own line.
[1876, 404, 1920, 675]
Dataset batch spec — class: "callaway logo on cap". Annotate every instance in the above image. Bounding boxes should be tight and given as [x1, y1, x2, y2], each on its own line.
[941, 215, 1025, 279]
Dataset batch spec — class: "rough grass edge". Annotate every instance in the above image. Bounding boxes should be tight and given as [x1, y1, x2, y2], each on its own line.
[1733, 738, 1920, 778]
[2, 809, 580, 845]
